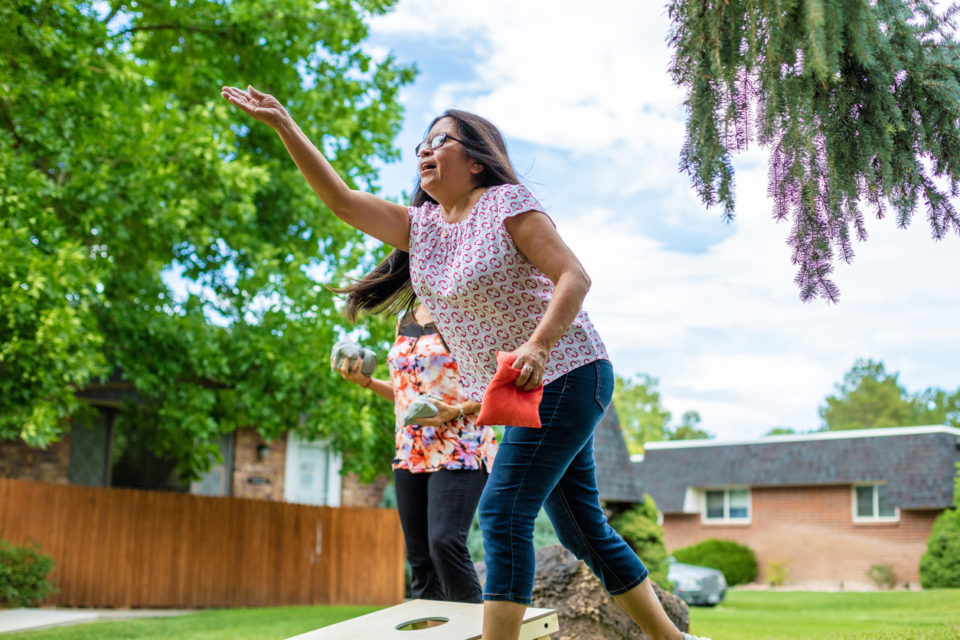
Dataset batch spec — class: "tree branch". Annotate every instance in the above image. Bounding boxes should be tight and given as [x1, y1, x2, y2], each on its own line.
[103, 3, 122, 26]
[111, 23, 222, 37]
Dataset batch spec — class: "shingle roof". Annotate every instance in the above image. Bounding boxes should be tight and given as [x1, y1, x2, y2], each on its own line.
[635, 426, 960, 513]
[594, 407, 644, 502]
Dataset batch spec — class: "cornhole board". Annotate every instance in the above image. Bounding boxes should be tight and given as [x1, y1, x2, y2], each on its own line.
[285, 599, 559, 640]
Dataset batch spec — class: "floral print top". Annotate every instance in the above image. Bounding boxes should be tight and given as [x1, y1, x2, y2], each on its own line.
[388, 319, 497, 473]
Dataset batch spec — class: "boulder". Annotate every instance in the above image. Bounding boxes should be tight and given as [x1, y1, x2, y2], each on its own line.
[476, 544, 689, 639]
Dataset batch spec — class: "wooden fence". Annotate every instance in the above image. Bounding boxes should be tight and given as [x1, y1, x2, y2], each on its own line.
[0, 478, 405, 608]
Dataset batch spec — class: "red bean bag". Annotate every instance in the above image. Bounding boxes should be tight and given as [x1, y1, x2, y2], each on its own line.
[477, 352, 544, 429]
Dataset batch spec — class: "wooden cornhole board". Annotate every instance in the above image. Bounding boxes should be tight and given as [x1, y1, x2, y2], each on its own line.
[285, 599, 559, 640]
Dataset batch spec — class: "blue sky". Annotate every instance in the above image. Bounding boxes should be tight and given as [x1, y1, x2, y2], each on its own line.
[361, 0, 960, 440]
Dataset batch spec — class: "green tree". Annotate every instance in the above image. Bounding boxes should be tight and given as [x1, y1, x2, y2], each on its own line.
[913, 387, 960, 428]
[666, 410, 711, 441]
[614, 375, 711, 453]
[764, 427, 798, 437]
[614, 374, 672, 454]
[1, 1, 415, 480]
[819, 359, 960, 431]
[669, 1, 960, 302]
[819, 359, 917, 430]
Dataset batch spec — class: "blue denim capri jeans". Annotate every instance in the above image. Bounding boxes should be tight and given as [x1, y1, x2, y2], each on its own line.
[478, 359, 649, 604]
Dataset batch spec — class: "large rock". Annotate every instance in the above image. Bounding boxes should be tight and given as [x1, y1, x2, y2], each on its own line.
[476, 544, 689, 639]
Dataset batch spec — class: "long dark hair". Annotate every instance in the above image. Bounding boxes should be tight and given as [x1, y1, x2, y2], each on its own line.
[336, 110, 520, 321]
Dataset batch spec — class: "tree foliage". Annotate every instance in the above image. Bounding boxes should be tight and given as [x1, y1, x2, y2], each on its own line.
[819, 358, 960, 430]
[610, 494, 672, 588]
[919, 462, 960, 588]
[614, 374, 712, 454]
[764, 427, 799, 436]
[1, 1, 415, 480]
[614, 374, 671, 454]
[668, 410, 712, 441]
[668, 0, 960, 302]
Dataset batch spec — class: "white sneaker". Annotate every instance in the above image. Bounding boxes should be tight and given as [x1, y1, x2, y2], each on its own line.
[683, 634, 712, 640]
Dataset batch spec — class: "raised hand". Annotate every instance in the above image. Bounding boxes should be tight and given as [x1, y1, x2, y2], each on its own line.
[221, 85, 289, 129]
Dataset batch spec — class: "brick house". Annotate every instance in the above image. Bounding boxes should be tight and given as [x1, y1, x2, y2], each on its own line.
[634, 426, 960, 588]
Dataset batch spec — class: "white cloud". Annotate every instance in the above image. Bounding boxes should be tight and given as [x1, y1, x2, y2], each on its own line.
[559, 158, 960, 438]
[370, 0, 684, 154]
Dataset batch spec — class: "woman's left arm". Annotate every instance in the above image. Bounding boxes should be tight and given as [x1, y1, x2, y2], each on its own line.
[416, 399, 481, 428]
[504, 211, 591, 391]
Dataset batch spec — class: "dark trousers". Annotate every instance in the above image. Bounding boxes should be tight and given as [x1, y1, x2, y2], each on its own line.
[394, 467, 487, 603]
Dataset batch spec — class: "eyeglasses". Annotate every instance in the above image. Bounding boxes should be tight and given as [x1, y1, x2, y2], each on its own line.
[415, 133, 466, 157]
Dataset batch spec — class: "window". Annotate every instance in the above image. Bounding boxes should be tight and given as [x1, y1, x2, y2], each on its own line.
[68, 408, 112, 487]
[284, 432, 342, 506]
[703, 488, 751, 523]
[853, 484, 899, 522]
[68, 405, 233, 495]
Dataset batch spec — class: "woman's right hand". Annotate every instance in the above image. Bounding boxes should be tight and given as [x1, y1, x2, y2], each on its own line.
[221, 85, 290, 130]
[337, 357, 371, 387]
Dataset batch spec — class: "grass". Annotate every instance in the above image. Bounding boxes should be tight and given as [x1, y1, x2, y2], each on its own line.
[3, 605, 380, 640]
[6, 590, 960, 640]
[688, 589, 960, 640]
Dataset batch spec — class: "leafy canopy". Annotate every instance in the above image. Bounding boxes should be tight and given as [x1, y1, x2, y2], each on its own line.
[669, 0, 960, 302]
[819, 358, 960, 430]
[1, 0, 415, 480]
[613, 374, 712, 454]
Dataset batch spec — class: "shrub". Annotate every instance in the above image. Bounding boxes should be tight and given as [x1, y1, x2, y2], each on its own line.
[610, 494, 671, 588]
[920, 510, 960, 589]
[765, 560, 789, 587]
[919, 462, 960, 589]
[868, 564, 897, 589]
[671, 538, 758, 586]
[919, 508, 960, 588]
[0, 539, 56, 607]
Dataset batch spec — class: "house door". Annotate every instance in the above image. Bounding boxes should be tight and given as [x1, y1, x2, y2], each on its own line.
[284, 432, 342, 506]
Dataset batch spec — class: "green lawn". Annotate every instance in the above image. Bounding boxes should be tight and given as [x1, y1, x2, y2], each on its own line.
[7, 590, 960, 640]
[688, 589, 960, 640]
[3, 605, 380, 640]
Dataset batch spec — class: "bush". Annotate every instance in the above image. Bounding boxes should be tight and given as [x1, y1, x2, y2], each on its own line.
[919, 508, 960, 588]
[671, 538, 758, 586]
[919, 462, 960, 589]
[765, 560, 789, 587]
[610, 494, 671, 588]
[868, 564, 896, 589]
[0, 539, 56, 607]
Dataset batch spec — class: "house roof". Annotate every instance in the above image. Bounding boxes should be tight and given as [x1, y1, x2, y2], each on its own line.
[594, 407, 644, 503]
[635, 426, 960, 513]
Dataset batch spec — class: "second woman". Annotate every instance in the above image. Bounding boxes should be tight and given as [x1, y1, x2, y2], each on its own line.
[337, 301, 496, 603]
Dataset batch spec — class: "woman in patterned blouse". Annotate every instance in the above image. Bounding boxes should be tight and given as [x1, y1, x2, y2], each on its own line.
[224, 84, 706, 640]
[336, 302, 496, 603]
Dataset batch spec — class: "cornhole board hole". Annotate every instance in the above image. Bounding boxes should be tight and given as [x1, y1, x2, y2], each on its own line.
[286, 598, 559, 640]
